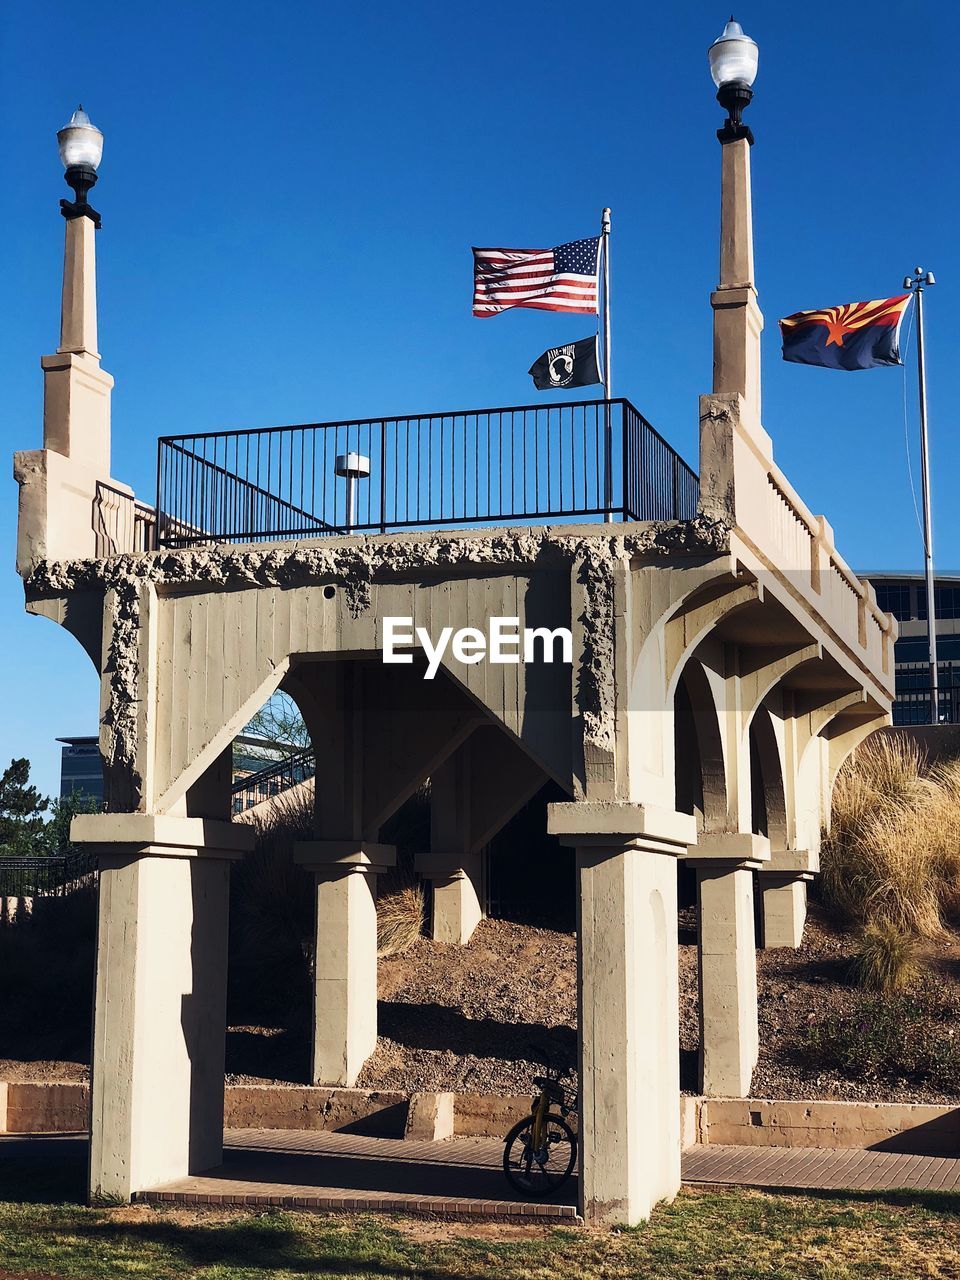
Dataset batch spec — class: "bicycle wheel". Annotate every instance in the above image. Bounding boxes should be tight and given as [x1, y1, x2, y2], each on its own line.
[502, 1113, 577, 1198]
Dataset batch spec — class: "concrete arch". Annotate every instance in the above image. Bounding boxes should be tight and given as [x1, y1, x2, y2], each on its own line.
[157, 660, 292, 815]
[674, 657, 727, 828]
[627, 570, 762, 808]
[750, 703, 788, 848]
[663, 580, 762, 703]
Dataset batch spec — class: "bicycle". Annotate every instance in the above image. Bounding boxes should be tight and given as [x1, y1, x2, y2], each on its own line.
[502, 1053, 578, 1198]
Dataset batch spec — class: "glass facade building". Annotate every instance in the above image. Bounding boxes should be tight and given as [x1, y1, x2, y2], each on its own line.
[863, 573, 960, 725]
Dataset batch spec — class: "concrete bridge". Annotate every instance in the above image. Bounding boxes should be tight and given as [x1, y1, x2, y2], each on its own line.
[14, 115, 895, 1225]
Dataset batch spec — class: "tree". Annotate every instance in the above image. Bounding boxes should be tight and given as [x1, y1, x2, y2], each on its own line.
[0, 758, 49, 857]
[241, 692, 310, 762]
[42, 789, 102, 857]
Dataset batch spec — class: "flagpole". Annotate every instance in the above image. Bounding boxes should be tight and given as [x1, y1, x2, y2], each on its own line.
[907, 268, 939, 723]
[602, 207, 612, 522]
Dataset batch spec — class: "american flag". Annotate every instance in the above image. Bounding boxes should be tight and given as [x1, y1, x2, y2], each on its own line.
[472, 237, 601, 318]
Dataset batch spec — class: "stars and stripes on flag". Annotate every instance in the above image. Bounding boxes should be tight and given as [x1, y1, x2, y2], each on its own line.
[472, 237, 601, 318]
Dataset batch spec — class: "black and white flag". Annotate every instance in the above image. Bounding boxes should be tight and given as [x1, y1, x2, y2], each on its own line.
[528, 335, 602, 391]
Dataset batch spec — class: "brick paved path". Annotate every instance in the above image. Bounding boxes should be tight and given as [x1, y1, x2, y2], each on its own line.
[8, 1131, 960, 1219]
[683, 1143, 960, 1192]
[141, 1129, 581, 1222]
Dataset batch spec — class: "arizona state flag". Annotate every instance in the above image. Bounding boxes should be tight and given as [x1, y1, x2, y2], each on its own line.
[779, 295, 911, 371]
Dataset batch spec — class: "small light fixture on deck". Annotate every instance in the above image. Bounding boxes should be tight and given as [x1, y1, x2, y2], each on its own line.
[335, 451, 371, 531]
[709, 17, 759, 145]
[57, 105, 104, 228]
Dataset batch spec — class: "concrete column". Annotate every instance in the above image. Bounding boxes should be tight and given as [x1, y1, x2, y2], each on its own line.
[415, 727, 544, 945]
[429, 861, 483, 946]
[419, 743, 482, 944]
[70, 813, 253, 1203]
[687, 832, 769, 1098]
[295, 841, 396, 1087]
[711, 135, 763, 427]
[59, 214, 99, 357]
[16, 201, 116, 572]
[760, 875, 808, 949]
[41, 213, 113, 473]
[549, 801, 696, 1226]
[758, 848, 817, 949]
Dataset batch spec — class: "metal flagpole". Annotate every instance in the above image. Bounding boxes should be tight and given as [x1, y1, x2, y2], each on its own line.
[602, 208, 612, 522]
[905, 266, 939, 723]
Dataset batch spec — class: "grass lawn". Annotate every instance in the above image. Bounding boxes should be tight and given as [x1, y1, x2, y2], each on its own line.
[1, 1149, 960, 1280]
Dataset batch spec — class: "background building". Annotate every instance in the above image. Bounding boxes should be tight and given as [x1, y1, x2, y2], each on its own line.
[57, 733, 300, 807]
[56, 736, 103, 802]
[863, 573, 960, 724]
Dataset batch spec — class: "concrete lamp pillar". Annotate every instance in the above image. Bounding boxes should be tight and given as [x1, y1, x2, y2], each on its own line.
[70, 813, 255, 1203]
[548, 801, 697, 1226]
[758, 849, 818, 949]
[295, 840, 396, 1087]
[42, 191, 113, 475]
[708, 17, 762, 428]
[711, 136, 763, 428]
[686, 832, 770, 1098]
[15, 111, 120, 573]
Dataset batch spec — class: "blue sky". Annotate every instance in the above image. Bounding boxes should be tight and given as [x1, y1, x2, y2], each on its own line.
[2, 0, 956, 798]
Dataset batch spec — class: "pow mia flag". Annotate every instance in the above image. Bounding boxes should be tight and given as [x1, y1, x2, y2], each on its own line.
[528, 335, 602, 391]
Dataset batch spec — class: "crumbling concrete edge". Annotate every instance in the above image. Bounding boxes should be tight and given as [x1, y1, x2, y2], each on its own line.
[23, 518, 732, 811]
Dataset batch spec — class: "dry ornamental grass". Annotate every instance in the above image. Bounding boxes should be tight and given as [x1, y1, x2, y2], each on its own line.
[823, 735, 960, 943]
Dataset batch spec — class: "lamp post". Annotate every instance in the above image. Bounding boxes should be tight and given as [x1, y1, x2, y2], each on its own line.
[41, 104, 113, 479]
[708, 17, 759, 144]
[707, 18, 763, 422]
[903, 267, 939, 723]
[57, 105, 104, 228]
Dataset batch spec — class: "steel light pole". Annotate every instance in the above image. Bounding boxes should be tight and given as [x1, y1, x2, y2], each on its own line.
[903, 266, 939, 723]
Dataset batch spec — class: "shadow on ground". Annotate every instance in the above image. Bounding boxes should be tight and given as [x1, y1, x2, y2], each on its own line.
[376, 1001, 576, 1073]
[0, 1136, 87, 1204]
[30, 1213, 470, 1280]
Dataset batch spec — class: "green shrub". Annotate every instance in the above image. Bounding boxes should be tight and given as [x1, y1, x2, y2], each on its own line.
[801, 991, 960, 1091]
[850, 919, 920, 994]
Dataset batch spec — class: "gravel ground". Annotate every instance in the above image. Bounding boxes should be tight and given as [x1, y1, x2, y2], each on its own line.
[9, 908, 960, 1105]
[356, 919, 577, 1094]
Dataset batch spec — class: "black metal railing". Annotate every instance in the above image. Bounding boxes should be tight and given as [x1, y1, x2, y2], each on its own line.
[156, 398, 699, 547]
[231, 747, 316, 814]
[0, 850, 97, 899]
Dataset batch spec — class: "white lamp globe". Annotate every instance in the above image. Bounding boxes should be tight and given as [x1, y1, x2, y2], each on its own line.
[57, 106, 104, 171]
[708, 17, 759, 89]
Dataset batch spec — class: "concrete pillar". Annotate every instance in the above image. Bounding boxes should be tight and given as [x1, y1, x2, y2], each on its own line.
[41, 212, 113, 474]
[59, 213, 99, 357]
[758, 848, 817, 949]
[687, 832, 769, 1098]
[70, 813, 253, 1203]
[415, 727, 544, 945]
[760, 874, 808, 949]
[16, 196, 116, 573]
[420, 744, 483, 944]
[295, 841, 396, 1087]
[711, 135, 763, 427]
[549, 801, 696, 1226]
[429, 861, 483, 945]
